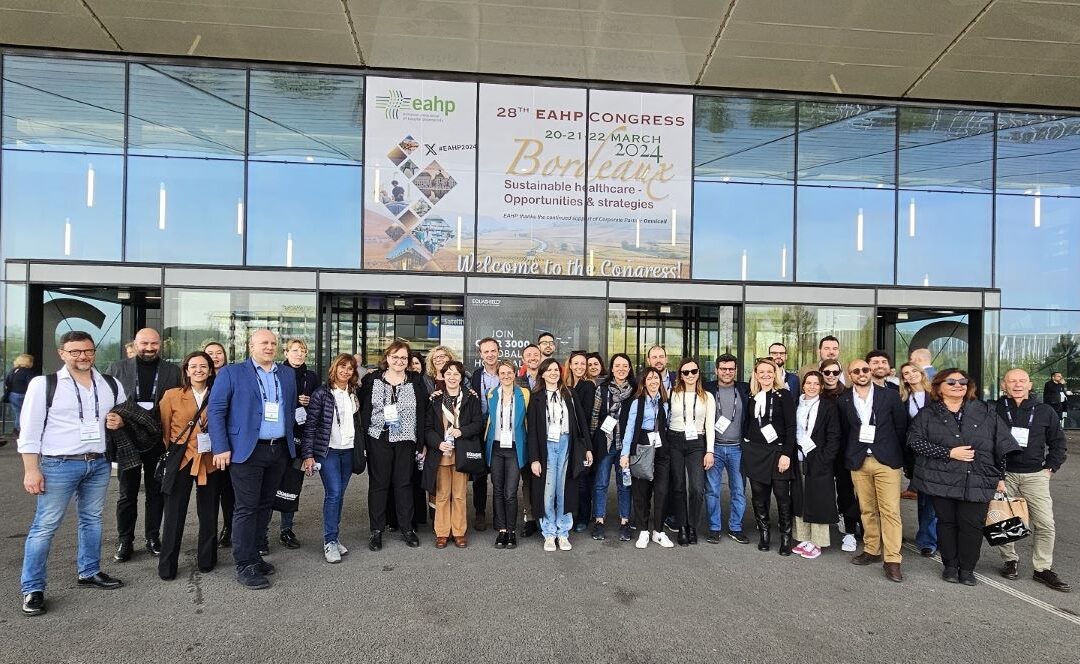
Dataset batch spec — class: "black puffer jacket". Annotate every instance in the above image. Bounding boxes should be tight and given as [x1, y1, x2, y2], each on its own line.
[301, 384, 361, 461]
[907, 399, 1021, 502]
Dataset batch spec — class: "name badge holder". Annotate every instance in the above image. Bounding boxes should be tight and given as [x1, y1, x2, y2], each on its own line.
[383, 403, 400, 424]
[859, 424, 877, 444]
[499, 428, 514, 449]
[264, 401, 280, 423]
[647, 431, 662, 448]
[137, 401, 155, 411]
[79, 419, 102, 444]
[196, 432, 212, 453]
[760, 423, 779, 444]
[1010, 427, 1030, 448]
[715, 415, 732, 434]
[684, 428, 698, 441]
[600, 416, 618, 435]
[294, 406, 308, 425]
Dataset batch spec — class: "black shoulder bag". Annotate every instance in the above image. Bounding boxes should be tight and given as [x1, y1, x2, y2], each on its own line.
[155, 397, 209, 495]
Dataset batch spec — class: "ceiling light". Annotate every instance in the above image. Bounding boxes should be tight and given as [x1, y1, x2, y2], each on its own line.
[286, 233, 294, 267]
[236, 199, 244, 236]
[86, 163, 95, 208]
[741, 249, 748, 281]
[659, 305, 672, 315]
[855, 208, 864, 252]
[908, 198, 916, 237]
[158, 183, 167, 230]
[1033, 189, 1041, 228]
[64, 218, 72, 256]
[780, 244, 787, 279]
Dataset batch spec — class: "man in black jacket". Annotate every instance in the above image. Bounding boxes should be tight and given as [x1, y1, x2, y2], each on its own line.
[837, 358, 908, 582]
[468, 336, 502, 530]
[703, 353, 751, 544]
[1042, 371, 1068, 424]
[106, 328, 181, 562]
[997, 369, 1071, 592]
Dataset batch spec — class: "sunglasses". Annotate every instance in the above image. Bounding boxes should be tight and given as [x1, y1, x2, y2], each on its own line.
[681, 368, 699, 376]
[944, 378, 970, 386]
[849, 367, 871, 375]
[822, 369, 842, 377]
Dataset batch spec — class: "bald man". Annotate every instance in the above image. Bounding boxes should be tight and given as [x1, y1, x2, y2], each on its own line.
[107, 328, 181, 562]
[908, 348, 936, 379]
[995, 369, 1070, 592]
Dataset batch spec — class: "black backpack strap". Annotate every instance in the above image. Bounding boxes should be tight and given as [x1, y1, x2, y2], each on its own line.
[42, 373, 59, 435]
[101, 373, 119, 403]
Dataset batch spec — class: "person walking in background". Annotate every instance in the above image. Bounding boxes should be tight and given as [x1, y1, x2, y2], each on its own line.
[1043, 372, 1068, 426]
[908, 348, 937, 379]
[899, 362, 937, 556]
[3, 353, 38, 440]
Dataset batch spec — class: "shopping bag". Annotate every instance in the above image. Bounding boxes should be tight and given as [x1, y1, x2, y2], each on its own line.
[983, 493, 1031, 546]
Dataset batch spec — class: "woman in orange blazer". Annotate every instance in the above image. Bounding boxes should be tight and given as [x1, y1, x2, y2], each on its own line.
[158, 351, 219, 580]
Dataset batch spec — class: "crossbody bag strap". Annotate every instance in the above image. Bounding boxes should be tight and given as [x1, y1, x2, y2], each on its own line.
[170, 397, 209, 447]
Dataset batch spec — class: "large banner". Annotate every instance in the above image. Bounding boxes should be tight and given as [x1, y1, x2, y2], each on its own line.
[363, 77, 475, 271]
[464, 295, 606, 369]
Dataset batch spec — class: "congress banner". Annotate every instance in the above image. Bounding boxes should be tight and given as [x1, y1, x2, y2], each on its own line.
[363, 77, 475, 271]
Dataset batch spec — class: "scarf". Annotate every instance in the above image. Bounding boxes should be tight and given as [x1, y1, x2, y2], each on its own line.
[602, 379, 634, 446]
[753, 390, 770, 420]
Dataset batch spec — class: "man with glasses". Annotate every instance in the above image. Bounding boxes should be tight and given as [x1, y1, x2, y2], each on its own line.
[208, 329, 299, 589]
[107, 327, 181, 562]
[837, 358, 908, 583]
[19, 331, 127, 616]
[703, 354, 750, 544]
[537, 332, 557, 360]
[800, 336, 845, 385]
[768, 343, 800, 393]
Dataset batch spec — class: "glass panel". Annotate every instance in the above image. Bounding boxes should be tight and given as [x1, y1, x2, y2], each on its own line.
[694, 96, 796, 184]
[248, 70, 363, 164]
[896, 191, 992, 287]
[891, 313, 972, 377]
[996, 113, 1080, 197]
[128, 64, 246, 158]
[2, 283, 27, 435]
[41, 289, 124, 371]
[162, 288, 317, 364]
[795, 186, 894, 284]
[996, 194, 1080, 309]
[246, 162, 362, 268]
[743, 304, 874, 378]
[126, 156, 244, 264]
[693, 182, 793, 281]
[463, 296, 606, 369]
[983, 309, 999, 401]
[798, 102, 896, 186]
[2, 56, 125, 152]
[898, 107, 994, 192]
[1, 151, 122, 261]
[999, 309, 1080, 426]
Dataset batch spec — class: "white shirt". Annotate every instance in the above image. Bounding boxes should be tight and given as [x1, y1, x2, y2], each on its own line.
[907, 391, 926, 418]
[545, 391, 569, 438]
[17, 366, 127, 455]
[853, 386, 875, 454]
[329, 387, 357, 450]
[669, 390, 717, 450]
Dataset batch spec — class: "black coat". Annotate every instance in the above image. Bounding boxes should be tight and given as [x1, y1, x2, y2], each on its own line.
[792, 398, 841, 524]
[1042, 380, 1067, 416]
[740, 389, 796, 483]
[591, 378, 636, 458]
[836, 385, 908, 471]
[994, 398, 1067, 474]
[358, 369, 429, 447]
[526, 387, 590, 519]
[421, 389, 484, 493]
[907, 400, 1021, 503]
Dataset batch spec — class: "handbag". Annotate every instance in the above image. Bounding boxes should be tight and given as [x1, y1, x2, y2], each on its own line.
[454, 434, 488, 475]
[351, 436, 367, 475]
[984, 492, 1031, 546]
[154, 397, 208, 494]
[273, 458, 306, 513]
[629, 443, 655, 481]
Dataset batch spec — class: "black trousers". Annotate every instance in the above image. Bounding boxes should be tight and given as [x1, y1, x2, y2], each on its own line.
[159, 467, 221, 579]
[575, 466, 596, 525]
[117, 446, 165, 543]
[749, 478, 792, 527]
[834, 455, 861, 534]
[230, 442, 286, 569]
[668, 437, 706, 529]
[932, 496, 987, 572]
[218, 466, 234, 531]
[473, 472, 488, 516]
[490, 447, 519, 532]
[368, 434, 416, 532]
[632, 448, 670, 532]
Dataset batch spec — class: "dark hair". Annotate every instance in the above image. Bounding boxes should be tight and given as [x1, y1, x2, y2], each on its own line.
[819, 335, 839, 349]
[674, 357, 705, 399]
[533, 358, 569, 398]
[477, 337, 500, 351]
[537, 332, 555, 343]
[715, 353, 738, 367]
[59, 330, 94, 346]
[203, 341, 226, 356]
[587, 352, 607, 376]
[864, 350, 892, 366]
[633, 366, 669, 402]
[522, 343, 540, 353]
[607, 353, 633, 381]
[380, 340, 411, 370]
[442, 360, 467, 380]
[768, 342, 786, 351]
[180, 351, 216, 390]
[930, 368, 977, 402]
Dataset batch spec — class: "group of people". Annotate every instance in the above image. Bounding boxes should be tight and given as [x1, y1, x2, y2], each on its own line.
[13, 328, 1071, 617]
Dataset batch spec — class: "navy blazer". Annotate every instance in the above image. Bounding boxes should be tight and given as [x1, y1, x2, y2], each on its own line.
[836, 384, 908, 471]
[208, 359, 298, 463]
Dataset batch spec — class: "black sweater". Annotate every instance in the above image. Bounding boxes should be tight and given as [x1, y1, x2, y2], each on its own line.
[995, 397, 1068, 473]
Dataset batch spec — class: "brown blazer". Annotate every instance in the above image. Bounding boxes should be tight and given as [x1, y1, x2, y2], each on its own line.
[159, 386, 215, 485]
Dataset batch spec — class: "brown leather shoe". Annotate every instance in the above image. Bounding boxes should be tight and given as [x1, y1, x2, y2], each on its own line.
[884, 562, 903, 583]
[454, 535, 468, 548]
[850, 552, 883, 566]
[435, 537, 448, 549]
[900, 490, 918, 500]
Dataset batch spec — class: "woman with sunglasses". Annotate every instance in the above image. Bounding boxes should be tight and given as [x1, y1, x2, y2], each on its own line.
[900, 362, 937, 557]
[620, 367, 673, 548]
[907, 369, 1019, 585]
[527, 358, 593, 551]
[820, 358, 859, 552]
[742, 358, 797, 555]
[791, 371, 840, 559]
[590, 353, 635, 541]
[668, 358, 715, 546]
[564, 351, 597, 532]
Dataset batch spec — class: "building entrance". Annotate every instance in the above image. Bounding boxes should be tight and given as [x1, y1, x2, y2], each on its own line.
[607, 301, 738, 372]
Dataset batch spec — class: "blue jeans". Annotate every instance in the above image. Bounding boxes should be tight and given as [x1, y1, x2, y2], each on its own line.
[593, 446, 631, 521]
[9, 392, 25, 430]
[21, 456, 111, 593]
[320, 448, 353, 544]
[541, 434, 573, 538]
[280, 509, 295, 531]
[705, 444, 746, 532]
[916, 491, 938, 551]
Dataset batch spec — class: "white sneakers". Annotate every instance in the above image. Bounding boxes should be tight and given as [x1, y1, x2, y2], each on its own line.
[337, 541, 348, 556]
[635, 531, 650, 549]
[841, 534, 857, 552]
[543, 536, 557, 552]
[557, 536, 572, 551]
[324, 541, 342, 563]
[651, 531, 675, 548]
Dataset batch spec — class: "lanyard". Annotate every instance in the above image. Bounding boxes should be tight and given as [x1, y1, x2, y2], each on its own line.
[645, 395, 660, 431]
[547, 390, 564, 431]
[380, 377, 401, 407]
[801, 399, 819, 432]
[757, 392, 774, 426]
[1005, 403, 1034, 428]
[252, 364, 281, 403]
[909, 392, 925, 415]
[717, 387, 737, 421]
[136, 367, 159, 402]
[332, 388, 352, 427]
[679, 391, 698, 427]
[73, 373, 102, 422]
[498, 389, 514, 430]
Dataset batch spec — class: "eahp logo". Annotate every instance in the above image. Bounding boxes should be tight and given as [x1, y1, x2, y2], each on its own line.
[375, 89, 411, 120]
[376, 89, 457, 119]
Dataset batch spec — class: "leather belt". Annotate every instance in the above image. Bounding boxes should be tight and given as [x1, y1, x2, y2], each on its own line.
[257, 438, 284, 445]
[44, 453, 104, 461]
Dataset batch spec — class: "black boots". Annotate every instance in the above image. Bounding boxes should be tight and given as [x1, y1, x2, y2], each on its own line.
[677, 527, 690, 547]
[777, 497, 793, 556]
[752, 493, 770, 551]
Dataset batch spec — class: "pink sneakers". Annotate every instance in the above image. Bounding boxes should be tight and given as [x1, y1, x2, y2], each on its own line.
[793, 541, 822, 559]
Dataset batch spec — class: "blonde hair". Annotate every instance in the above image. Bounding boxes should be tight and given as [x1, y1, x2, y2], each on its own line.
[286, 338, 309, 353]
[898, 362, 932, 401]
[425, 345, 457, 377]
[749, 357, 780, 396]
[13, 353, 33, 369]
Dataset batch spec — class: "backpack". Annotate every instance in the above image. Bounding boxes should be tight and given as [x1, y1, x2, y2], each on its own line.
[42, 372, 120, 433]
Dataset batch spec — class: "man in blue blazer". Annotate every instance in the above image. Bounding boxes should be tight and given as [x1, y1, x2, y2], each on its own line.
[209, 329, 297, 590]
[703, 353, 752, 544]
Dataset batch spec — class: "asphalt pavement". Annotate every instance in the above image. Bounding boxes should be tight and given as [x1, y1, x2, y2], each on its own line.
[0, 436, 1077, 664]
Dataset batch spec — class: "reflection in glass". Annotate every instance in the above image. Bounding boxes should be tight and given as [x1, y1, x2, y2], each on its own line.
[743, 305, 873, 378]
[693, 182, 793, 281]
[798, 102, 896, 186]
[983, 309, 999, 401]
[126, 156, 243, 264]
[128, 64, 246, 157]
[996, 194, 1080, 308]
[896, 191, 991, 287]
[898, 107, 994, 192]
[246, 162, 362, 268]
[996, 113, 1080, 196]
[41, 289, 124, 370]
[2, 56, 125, 152]
[999, 308, 1080, 424]
[694, 96, 796, 183]
[162, 288, 317, 365]
[1, 151, 122, 261]
[248, 71, 363, 164]
[795, 186, 894, 284]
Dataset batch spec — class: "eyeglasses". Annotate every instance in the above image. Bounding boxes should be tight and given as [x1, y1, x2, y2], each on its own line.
[539, 340, 555, 345]
[849, 367, 871, 375]
[769, 351, 787, 356]
[681, 368, 699, 376]
[717, 367, 737, 372]
[388, 354, 409, 361]
[822, 370, 842, 377]
[944, 378, 970, 386]
[63, 348, 96, 357]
